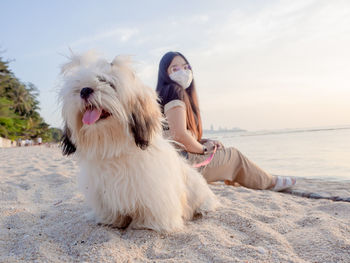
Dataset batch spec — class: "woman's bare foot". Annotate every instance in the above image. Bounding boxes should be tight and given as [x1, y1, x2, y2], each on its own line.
[224, 180, 241, 187]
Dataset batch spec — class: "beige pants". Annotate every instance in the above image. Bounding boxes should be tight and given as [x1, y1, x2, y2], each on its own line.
[187, 147, 274, 190]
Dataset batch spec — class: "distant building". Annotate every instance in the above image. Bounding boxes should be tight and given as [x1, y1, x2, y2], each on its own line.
[203, 126, 247, 134]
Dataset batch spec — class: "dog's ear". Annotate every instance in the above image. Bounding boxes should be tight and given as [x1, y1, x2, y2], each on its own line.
[112, 55, 162, 149]
[129, 94, 162, 150]
[111, 55, 132, 68]
[61, 125, 76, 156]
[61, 50, 101, 76]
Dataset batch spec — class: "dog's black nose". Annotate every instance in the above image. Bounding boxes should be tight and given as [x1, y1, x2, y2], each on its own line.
[80, 87, 94, 99]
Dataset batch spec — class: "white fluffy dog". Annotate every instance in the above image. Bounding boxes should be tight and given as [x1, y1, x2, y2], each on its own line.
[60, 51, 218, 232]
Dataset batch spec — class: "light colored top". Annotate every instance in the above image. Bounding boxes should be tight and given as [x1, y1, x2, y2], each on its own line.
[164, 99, 185, 113]
[163, 99, 198, 147]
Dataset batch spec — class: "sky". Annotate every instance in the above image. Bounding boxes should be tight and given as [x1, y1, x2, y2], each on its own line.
[1, 0, 350, 131]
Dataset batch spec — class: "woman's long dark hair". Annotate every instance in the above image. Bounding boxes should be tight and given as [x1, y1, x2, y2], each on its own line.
[156, 51, 202, 141]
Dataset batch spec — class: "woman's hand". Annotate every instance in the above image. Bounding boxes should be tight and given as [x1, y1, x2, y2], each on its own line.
[203, 139, 224, 150]
[201, 138, 224, 149]
[211, 140, 224, 149]
[199, 138, 209, 144]
[203, 140, 216, 154]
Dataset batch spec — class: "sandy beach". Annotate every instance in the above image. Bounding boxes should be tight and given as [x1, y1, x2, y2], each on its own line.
[1, 146, 349, 263]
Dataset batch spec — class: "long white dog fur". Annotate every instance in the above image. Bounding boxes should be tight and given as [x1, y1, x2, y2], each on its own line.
[60, 51, 218, 232]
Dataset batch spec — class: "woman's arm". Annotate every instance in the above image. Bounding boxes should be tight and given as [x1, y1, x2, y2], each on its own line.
[165, 106, 205, 154]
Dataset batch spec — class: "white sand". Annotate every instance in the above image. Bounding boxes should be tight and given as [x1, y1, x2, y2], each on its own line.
[1, 146, 349, 263]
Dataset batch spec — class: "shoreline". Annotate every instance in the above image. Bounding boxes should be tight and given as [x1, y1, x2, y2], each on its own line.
[1, 147, 349, 262]
[2, 145, 350, 182]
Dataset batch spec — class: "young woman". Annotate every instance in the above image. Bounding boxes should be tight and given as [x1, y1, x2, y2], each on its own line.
[156, 51, 296, 191]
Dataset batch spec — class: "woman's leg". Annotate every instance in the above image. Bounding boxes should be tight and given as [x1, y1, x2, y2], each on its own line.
[189, 147, 274, 190]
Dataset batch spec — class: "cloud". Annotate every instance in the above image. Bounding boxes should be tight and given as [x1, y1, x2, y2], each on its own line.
[69, 27, 139, 48]
[190, 14, 209, 24]
[178, 0, 350, 129]
[21, 27, 139, 59]
[17, 0, 350, 130]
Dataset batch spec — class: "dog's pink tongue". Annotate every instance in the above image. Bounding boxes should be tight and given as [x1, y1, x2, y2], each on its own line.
[82, 109, 102, 125]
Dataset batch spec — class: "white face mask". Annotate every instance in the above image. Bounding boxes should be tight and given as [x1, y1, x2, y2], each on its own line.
[169, 69, 193, 89]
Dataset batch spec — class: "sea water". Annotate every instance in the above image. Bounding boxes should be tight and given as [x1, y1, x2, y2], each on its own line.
[204, 126, 350, 181]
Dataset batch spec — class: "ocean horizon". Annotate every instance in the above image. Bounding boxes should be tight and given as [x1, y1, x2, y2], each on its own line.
[204, 125, 350, 181]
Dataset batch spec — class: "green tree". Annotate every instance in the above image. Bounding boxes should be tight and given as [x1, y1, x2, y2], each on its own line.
[0, 53, 62, 141]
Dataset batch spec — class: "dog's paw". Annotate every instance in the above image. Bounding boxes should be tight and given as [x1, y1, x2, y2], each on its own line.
[197, 196, 221, 214]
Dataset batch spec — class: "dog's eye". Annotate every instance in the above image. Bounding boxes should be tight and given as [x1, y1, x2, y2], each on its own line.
[97, 76, 116, 90]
